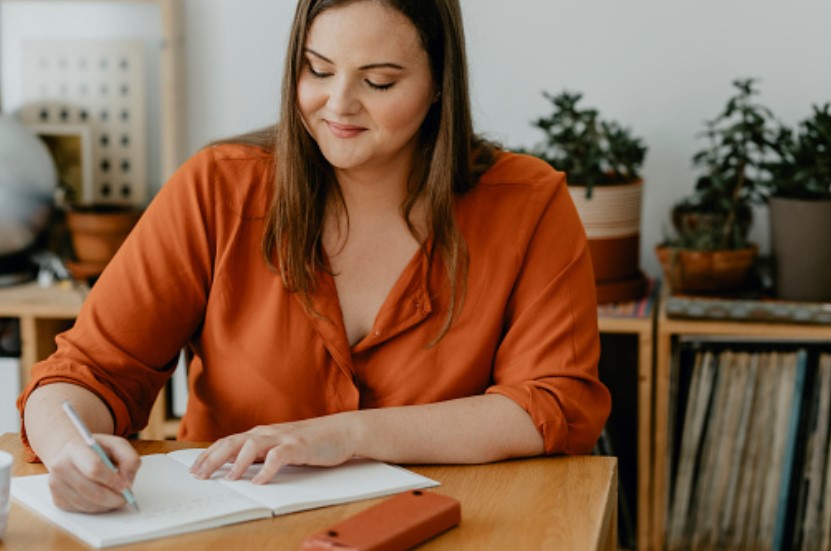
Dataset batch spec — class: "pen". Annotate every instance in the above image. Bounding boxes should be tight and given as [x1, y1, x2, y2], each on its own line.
[61, 400, 140, 512]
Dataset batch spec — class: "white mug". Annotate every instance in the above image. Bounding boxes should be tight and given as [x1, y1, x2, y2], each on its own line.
[0, 450, 11, 538]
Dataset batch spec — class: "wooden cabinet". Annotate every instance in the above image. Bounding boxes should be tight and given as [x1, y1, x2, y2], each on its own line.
[651, 294, 831, 550]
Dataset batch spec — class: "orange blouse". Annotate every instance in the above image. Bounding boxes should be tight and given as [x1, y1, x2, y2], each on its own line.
[19, 144, 610, 456]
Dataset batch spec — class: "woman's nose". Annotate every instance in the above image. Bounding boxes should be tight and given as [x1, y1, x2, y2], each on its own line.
[327, 77, 361, 116]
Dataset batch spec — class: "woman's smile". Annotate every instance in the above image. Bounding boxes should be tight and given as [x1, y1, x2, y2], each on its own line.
[325, 120, 367, 139]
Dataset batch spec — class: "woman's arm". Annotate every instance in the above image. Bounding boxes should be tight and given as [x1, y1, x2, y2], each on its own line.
[24, 383, 140, 512]
[190, 394, 543, 483]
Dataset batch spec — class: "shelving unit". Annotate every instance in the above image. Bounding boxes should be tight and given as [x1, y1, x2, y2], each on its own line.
[0, 282, 84, 377]
[597, 294, 657, 551]
[651, 291, 831, 550]
[0, 0, 184, 438]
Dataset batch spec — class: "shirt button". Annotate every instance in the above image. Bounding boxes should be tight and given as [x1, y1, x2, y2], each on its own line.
[374, 329, 381, 336]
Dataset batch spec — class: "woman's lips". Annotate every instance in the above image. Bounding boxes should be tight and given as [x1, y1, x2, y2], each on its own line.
[326, 121, 366, 138]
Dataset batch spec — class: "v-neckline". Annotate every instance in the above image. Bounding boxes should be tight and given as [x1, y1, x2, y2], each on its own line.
[296, 237, 434, 374]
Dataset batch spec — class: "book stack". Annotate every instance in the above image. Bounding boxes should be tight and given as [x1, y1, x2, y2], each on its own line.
[596, 277, 658, 318]
[664, 294, 831, 325]
[667, 345, 831, 551]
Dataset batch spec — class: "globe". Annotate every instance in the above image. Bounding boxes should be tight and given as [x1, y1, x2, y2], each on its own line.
[0, 115, 57, 262]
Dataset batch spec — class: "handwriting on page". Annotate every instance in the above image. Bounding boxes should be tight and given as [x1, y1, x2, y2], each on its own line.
[116, 494, 235, 523]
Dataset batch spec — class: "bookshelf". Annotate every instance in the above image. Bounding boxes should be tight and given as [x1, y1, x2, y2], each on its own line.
[652, 289, 831, 550]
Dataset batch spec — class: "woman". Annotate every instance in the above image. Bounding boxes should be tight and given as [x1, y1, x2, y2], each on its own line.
[20, 0, 610, 513]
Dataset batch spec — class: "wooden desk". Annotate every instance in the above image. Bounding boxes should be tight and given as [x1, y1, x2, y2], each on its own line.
[0, 433, 617, 550]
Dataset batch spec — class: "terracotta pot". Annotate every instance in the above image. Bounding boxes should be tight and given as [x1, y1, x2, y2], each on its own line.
[596, 272, 647, 304]
[66, 204, 142, 273]
[569, 180, 645, 303]
[655, 244, 758, 293]
[671, 204, 753, 242]
[587, 235, 640, 282]
[769, 197, 831, 302]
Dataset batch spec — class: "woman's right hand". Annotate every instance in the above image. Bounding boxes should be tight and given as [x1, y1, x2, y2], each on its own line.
[45, 433, 141, 513]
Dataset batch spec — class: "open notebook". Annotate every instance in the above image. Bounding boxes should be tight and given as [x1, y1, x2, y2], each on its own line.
[11, 448, 439, 548]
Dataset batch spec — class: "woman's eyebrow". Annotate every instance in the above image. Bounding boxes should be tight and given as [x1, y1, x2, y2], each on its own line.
[304, 48, 405, 71]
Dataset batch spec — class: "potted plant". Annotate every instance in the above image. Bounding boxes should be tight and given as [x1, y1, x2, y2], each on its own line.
[56, 177, 142, 281]
[765, 103, 831, 301]
[657, 78, 780, 294]
[523, 91, 649, 304]
[65, 203, 142, 280]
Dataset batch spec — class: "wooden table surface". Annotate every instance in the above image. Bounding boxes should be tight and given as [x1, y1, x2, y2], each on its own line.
[0, 433, 617, 550]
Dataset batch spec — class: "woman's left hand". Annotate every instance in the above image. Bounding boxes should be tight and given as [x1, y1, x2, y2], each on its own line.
[189, 413, 360, 484]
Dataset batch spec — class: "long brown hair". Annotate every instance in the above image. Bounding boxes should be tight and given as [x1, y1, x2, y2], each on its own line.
[254, 0, 497, 342]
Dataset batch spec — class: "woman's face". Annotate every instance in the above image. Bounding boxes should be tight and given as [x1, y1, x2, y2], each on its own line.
[297, 1, 437, 177]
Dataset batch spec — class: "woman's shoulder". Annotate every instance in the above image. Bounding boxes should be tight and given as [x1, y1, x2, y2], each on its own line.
[455, 150, 574, 236]
[179, 142, 274, 218]
[460, 150, 566, 214]
[477, 150, 565, 191]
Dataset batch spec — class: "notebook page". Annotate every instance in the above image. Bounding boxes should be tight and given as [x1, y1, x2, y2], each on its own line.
[11, 454, 270, 548]
[166, 449, 439, 515]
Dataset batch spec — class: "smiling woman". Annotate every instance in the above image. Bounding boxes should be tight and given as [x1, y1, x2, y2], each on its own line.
[297, 2, 436, 178]
[20, 0, 610, 514]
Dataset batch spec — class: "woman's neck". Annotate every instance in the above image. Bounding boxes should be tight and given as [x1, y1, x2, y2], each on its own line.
[325, 165, 427, 254]
[332, 157, 413, 216]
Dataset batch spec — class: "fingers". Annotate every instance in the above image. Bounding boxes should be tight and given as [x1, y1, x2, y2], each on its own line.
[49, 461, 125, 512]
[190, 436, 244, 480]
[223, 438, 261, 480]
[191, 417, 356, 485]
[96, 434, 141, 485]
[252, 446, 290, 485]
[48, 439, 134, 513]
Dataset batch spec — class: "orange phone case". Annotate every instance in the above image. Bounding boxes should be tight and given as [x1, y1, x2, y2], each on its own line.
[301, 490, 461, 551]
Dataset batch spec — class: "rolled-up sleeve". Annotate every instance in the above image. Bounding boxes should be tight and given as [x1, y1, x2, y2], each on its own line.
[17, 147, 219, 455]
[485, 165, 611, 455]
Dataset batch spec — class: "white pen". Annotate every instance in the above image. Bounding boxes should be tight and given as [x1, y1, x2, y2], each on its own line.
[61, 400, 140, 512]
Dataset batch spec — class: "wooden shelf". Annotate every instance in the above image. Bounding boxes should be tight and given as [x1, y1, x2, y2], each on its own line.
[0, 282, 85, 385]
[651, 288, 831, 550]
[598, 304, 656, 551]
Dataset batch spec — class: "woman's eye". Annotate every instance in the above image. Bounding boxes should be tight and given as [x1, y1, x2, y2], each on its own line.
[308, 66, 331, 78]
[366, 80, 394, 91]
